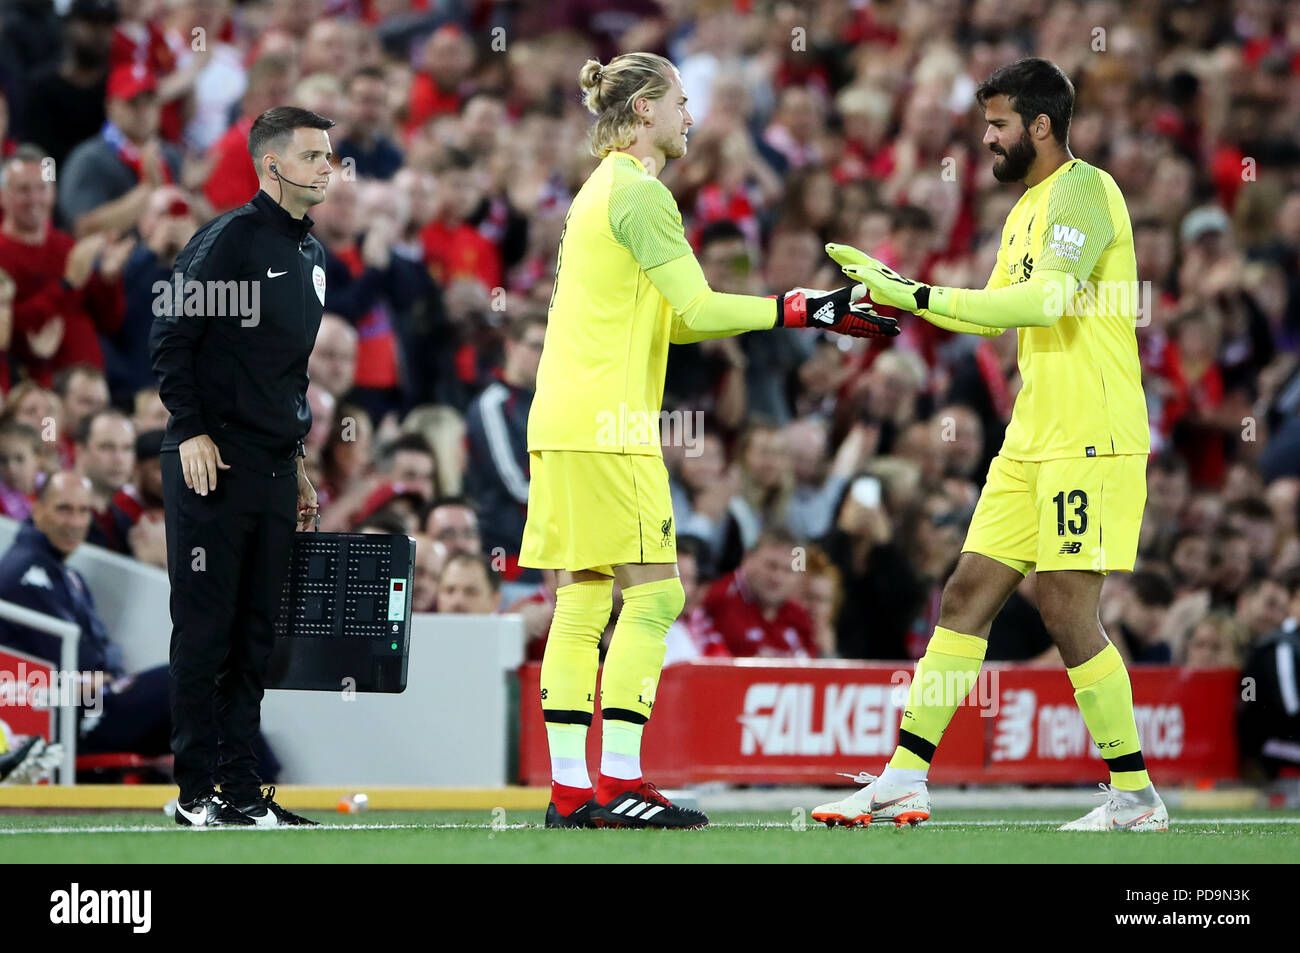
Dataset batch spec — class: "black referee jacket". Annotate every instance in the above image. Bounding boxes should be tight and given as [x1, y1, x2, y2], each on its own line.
[150, 189, 326, 475]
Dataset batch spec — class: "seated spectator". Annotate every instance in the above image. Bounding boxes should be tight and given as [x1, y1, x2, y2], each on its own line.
[1182, 612, 1248, 669]
[783, 418, 871, 543]
[115, 429, 166, 568]
[801, 544, 844, 659]
[823, 469, 928, 660]
[202, 52, 297, 213]
[130, 387, 170, 434]
[74, 406, 135, 553]
[1112, 570, 1176, 664]
[18, 0, 115, 169]
[465, 313, 542, 581]
[409, 533, 445, 613]
[425, 496, 482, 556]
[0, 150, 126, 391]
[308, 314, 359, 402]
[355, 511, 411, 536]
[1235, 576, 1291, 646]
[0, 471, 278, 777]
[716, 420, 795, 573]
[402, 404, 467, 496]
[335, 66, 404, 180]
[350, 482, 426, 534]
[1225, 497, 1280, 572]
[0, 420, 45, 521]
[0, 381, 62, 472]
[317, 402, 374, 505]
[375, 433, 439, 507]
[1210, 528, 1257, 609]
[52, 363, 110, 465]
[437, 551, 500, 614]
[1168, 528, 1213, 594]
[58, 64, 183, 236]
[1238, 569, 1300, 780]
[696, 527, 818, 658]
[669, 431, 735, 572]
[1140, 452, 1190, 557]
[105, 185, 197, 403]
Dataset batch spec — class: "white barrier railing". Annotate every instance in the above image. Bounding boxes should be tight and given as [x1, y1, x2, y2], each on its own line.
[0, 599, 80, 785]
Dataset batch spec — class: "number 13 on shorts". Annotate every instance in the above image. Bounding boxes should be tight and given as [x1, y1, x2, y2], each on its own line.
[1034, 455, 1147, 573]
[963, 453, 1147, 575]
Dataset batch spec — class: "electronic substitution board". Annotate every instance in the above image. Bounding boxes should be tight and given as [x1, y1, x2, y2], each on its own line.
[266, 532, 415, 692]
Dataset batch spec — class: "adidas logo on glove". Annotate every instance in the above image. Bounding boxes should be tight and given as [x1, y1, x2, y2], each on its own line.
[811, 301, 837, 325]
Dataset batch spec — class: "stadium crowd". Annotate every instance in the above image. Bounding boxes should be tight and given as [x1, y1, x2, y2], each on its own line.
[0, 0, 1298, 735]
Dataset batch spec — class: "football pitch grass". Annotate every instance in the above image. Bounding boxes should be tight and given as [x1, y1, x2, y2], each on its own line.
[3, 808, 1298, 863]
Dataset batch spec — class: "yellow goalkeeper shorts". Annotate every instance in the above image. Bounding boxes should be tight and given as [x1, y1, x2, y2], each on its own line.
[962, 452, 1147, 574]
[519, 450, 677, 573]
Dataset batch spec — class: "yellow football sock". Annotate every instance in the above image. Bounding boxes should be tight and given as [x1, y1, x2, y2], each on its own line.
[888, 626, 987, 771]
[1068, 642, 1151, 791]
[540, 578, 613, 723]
[599, 576, 685, 723]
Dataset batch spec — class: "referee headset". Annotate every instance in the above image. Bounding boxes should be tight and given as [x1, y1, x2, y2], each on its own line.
[268, 159, 320, 205]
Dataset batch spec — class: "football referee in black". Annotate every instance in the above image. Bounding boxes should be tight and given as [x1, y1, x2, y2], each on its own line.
[150, 107, 334, 827]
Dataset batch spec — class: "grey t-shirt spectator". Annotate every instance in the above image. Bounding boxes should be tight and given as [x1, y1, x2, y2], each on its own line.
[57, 136, 184, 228]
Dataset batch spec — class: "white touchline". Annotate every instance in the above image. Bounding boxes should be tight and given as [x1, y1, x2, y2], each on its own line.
[2, 818, 1299, 835]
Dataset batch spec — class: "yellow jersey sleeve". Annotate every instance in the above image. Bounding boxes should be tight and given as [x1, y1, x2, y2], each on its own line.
[609, 173, 694, 271]
[1035, 164, 1116, 283]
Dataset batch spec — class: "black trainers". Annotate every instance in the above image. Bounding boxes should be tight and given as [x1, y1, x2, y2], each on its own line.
[545, 799, 597, 829]
[234, 786, 319, 827]
[589, 783, 708, 829]
[175, 793, 257, 827]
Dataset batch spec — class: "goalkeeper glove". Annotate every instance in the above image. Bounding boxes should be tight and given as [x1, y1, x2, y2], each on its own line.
[775, 286, 900, 339]
[825, 242, 931, 314]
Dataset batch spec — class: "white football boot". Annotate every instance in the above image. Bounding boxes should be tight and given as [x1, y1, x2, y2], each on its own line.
[811, 772, 931, 828]
[1059, 783, 1169, 832]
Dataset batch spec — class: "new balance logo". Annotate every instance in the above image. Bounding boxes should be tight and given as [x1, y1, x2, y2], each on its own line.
[812, 301, 836, 325]
[1059, 542, 1083, 555]
[1051, 224, 1087, 247]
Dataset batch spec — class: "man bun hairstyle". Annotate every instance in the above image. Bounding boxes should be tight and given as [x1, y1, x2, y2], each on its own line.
[579, 52, 678, 158]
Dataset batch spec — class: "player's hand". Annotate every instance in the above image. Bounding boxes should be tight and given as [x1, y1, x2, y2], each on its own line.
[826, 242, 930, 314]
[296, 464, 318, 532]
[776, 286, 900, 339]
[178, 434, 229, 496]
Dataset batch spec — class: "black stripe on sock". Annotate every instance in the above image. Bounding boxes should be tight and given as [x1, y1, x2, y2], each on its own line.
[897, 729, 936, 764]
[543, 709, 593, 726]
[601, 707, 648, 725]
[1104, 750, 1147, 774]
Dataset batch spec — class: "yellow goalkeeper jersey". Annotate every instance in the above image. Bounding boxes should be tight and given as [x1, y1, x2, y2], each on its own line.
[528, 151, 695, 457]
[994, 158, 1150, 461]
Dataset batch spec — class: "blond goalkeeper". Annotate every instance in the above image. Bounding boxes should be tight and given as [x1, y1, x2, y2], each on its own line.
[522, 52, 898, 829]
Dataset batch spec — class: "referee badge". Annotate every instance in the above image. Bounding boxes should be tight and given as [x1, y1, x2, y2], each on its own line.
[312, 265, 326, 306]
